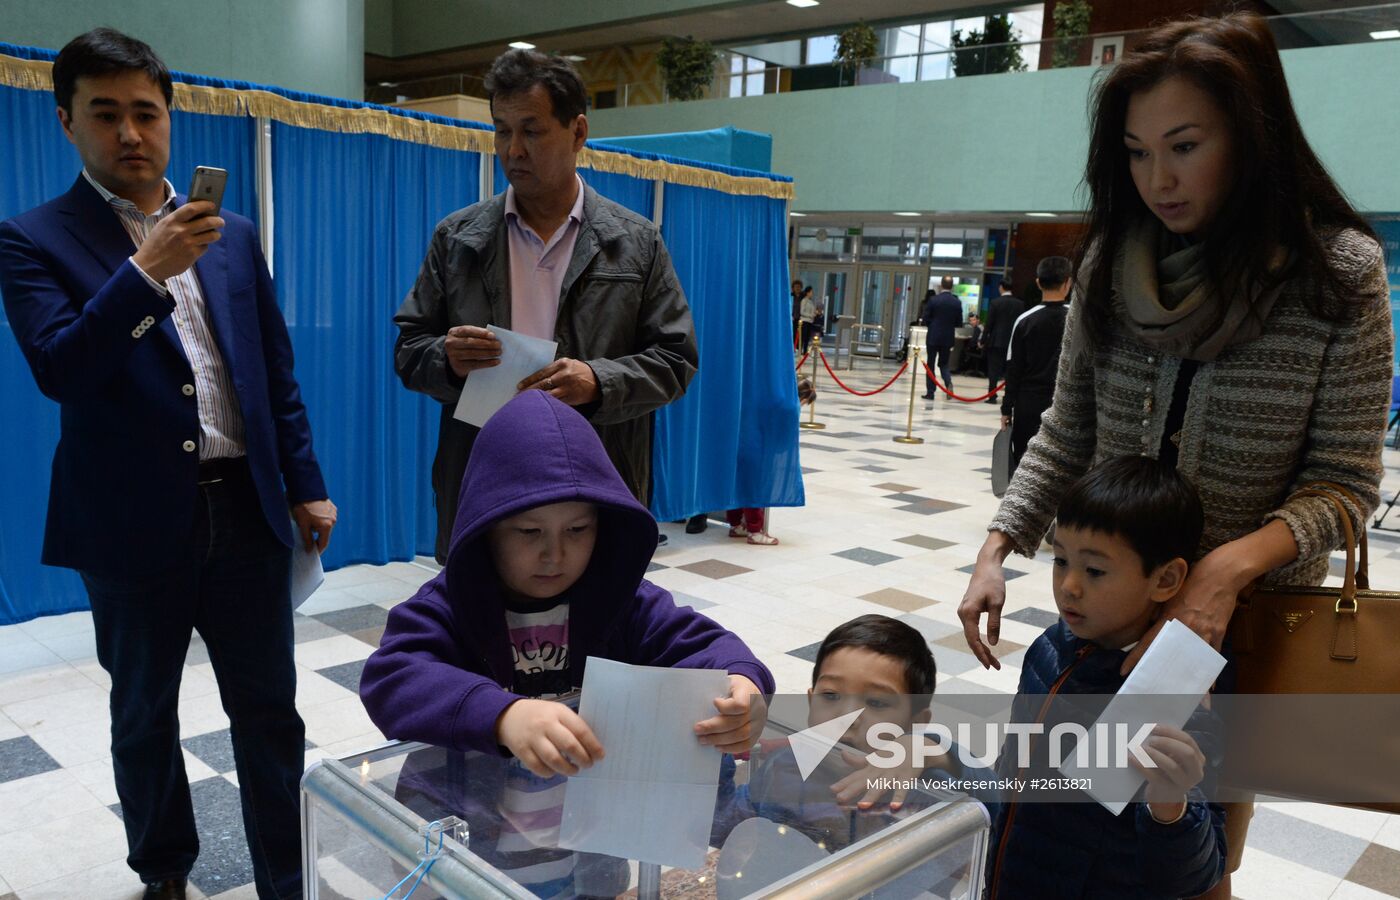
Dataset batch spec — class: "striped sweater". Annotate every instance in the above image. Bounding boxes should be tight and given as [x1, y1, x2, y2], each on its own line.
[990, 228, 1393, 586]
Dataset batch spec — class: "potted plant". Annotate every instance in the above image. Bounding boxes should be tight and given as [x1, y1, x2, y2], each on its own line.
[951, 14, 1027, 77]
[835, 21, 878, 84]
[657, 36, 719, 101]
[1052, 0, 1093, 69]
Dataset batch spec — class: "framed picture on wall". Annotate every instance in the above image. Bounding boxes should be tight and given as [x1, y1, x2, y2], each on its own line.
[1092, 35, 1124, 66]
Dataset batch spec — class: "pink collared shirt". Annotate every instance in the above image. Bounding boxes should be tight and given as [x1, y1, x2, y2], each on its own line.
[504, 175, 585, 340]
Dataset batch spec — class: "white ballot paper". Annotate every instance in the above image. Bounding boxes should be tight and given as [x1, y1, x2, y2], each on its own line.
[1059, 618, 1226, 815]
[452, 326, 558, 428]
[289, 514, 324, 610]
[559, 657, 731, 868]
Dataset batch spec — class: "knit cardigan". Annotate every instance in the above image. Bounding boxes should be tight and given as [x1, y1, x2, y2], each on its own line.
[991, 228, 1392, 586]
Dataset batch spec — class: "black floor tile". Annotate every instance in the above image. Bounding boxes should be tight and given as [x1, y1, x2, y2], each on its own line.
[0, 735, 61, 785]
[312, 604, 390, 634]
[1004, 607, 1060, 629]
[182, 729, 317, 775]
[316, 659, 367, 694]
[955, 563, 1027, 582]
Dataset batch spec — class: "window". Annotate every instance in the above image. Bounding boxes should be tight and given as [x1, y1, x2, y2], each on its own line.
[805, 34, 837, 65]
[859, 226, 928, 264]
[728, 53, 767, 97]
[796, 226, 857, 262]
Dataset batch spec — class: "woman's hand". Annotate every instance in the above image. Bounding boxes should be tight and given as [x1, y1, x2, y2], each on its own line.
[1120, 520, 1297, 676]
[959, 531, 1016, 670]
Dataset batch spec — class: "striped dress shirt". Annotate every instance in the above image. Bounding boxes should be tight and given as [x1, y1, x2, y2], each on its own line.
[83, 170, 246, 461]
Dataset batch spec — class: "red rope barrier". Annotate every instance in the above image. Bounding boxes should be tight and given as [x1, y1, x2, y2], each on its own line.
[795, 349, 811, 370]
[819, 351, 909, 396]
[920, 359, 1006, 402]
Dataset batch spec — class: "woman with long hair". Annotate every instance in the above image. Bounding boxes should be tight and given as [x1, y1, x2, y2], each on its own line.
[959, 12, 1391, 894]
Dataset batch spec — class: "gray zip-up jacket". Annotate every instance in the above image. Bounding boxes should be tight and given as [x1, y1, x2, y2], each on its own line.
[394, 182, 698, 561]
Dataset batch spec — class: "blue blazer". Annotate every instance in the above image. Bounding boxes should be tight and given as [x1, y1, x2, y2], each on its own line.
[0, 176, 327, 577]
[920, 291, 964, 348]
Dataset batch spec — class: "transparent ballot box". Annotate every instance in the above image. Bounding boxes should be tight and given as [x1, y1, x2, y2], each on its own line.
[302, 714, 989, 899]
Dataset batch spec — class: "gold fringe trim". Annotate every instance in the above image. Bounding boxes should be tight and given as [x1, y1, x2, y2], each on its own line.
[1, 52, 793, 200]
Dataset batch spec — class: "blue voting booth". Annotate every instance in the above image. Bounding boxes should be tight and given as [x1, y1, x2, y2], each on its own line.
[0, 42, 802, 625]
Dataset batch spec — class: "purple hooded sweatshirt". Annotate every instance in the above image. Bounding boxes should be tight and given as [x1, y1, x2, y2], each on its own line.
[360, 390, 775, 754]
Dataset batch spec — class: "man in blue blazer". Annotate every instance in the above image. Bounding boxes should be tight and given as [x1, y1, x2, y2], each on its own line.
[920, 275, 965, 400]
[0, 30, 336, 900]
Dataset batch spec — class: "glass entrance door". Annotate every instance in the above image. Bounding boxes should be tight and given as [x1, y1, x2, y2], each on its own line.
[859, 268, 922, 357]
[795, 267, 851, 340]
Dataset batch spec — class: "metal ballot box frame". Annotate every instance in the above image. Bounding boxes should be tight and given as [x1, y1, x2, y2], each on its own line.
[301, 704, 990, 900]
[833, 315, 857, 369]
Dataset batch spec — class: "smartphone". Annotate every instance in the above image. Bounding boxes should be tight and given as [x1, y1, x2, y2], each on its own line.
[188, 166, 228, 216]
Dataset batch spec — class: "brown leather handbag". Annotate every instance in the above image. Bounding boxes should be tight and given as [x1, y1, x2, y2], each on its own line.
[1223, 484, 1400, 812]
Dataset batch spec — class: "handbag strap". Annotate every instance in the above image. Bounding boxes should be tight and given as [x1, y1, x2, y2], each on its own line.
[1292, 482, 1369, 591]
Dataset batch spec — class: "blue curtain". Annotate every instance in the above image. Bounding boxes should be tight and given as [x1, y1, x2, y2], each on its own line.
[271, 123, 480, 570]
[0, 87, 258, 624]
[651, 184, 804, 521]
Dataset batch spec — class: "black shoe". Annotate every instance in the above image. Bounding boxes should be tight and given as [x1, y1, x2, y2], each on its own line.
[685, 514, 709, 534]
[985, 396, 998, 404]
[921, 394, 937, 400]
[143, 879, 187, 900]
[657, 533, 668, 546]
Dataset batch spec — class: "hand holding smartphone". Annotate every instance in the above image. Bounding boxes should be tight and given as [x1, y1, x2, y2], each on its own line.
[188, 166, 227, 217]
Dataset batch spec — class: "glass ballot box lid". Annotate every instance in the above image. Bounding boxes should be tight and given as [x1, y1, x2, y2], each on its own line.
[302, 700, 989, 900]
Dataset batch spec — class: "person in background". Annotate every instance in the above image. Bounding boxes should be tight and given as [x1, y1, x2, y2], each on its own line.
[1000, 256, 1072, 474]
[791, 278, 804, 349]
[982, 279, 1026, 405]
[920, 276, 963, 400]
[798, 285, 818, 353]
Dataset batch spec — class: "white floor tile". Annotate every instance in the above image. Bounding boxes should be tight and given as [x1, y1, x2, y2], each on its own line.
[16, 612, 93, 643]
[0, 806, 128, 890]
[1232, 847, 1344, 899]
[1261, 801, 1392, 843]
[0, 644, 63, 677]
[0, 711, 22, 742]
[2, 684, 110, 734]
[301, 696, 380, 748]
[293, 635, 383, 671]
[0, 769, 106, 836]
[1372, 815, 1400, 852]
[27, 718, 113, 768]
[11, 856, 145, 900]
[65, 757, 119, 806]
[0, 666, 94, 708]
[1330, 881, 1398, 900]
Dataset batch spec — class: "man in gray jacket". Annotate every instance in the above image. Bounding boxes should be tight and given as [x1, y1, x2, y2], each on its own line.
[394, 50, 698, 561]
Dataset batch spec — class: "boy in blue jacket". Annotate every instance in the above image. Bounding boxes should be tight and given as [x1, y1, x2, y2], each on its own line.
[985, 456, 1226, 899]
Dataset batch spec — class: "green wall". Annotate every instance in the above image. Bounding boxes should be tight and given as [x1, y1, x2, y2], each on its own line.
[590, 41, 1400, 215]
[3, 0, 366, 100]
[389, 0, 764, 57]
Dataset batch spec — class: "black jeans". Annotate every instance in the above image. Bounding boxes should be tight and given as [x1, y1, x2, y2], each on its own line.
[81, 459, 302, 898]
[987, 346, 1008, 397]
[1010, 393, 1053, 474]
[925, 343, 953, 397]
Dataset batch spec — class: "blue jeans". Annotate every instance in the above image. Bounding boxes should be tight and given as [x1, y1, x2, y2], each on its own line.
[81, 459, 302, 898]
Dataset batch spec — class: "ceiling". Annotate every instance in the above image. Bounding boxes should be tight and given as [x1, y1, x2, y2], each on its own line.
[369, 0, 1007, 81]
[366, 0, 1400, 85]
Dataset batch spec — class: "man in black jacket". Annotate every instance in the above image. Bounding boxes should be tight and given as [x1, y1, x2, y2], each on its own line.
[1001, 257, 1071, 472]
[920, 276, 963, 400]
[982, 279, 1026, 404]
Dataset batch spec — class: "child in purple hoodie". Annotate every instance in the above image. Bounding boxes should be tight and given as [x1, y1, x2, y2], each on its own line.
[361, 389, 775, 778]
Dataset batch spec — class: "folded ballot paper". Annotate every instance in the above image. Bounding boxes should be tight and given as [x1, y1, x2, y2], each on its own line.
[558, 658, 730, 869]
[1059, 619, 1226, 815]
[453, 326, 558, 428]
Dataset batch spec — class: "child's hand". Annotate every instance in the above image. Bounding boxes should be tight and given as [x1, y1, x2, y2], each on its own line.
[830, 734, 953, 812]
[1129, 724, 1206, 823]
[495, 699, 605, 778]
[694, 675, 768, 754]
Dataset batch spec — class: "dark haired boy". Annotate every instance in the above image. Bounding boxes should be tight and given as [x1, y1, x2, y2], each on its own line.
[1, 28, 336, 900]
[394, 48, 698, 561]
[984, 457, 1226, 899]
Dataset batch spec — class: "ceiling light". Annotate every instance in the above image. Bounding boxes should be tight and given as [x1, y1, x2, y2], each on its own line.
[564, 54, 586, 62]
[789, 212, 807, 217]
[787, 0, 820, 7]
[1025, 212, 1057, 217]
[1370, 29, 1400, 40]
[509, 41, 536, 50]
[893, 211, 921, 216]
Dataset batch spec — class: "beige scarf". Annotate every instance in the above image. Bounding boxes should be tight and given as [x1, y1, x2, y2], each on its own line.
[1110, 217, 1285, 363]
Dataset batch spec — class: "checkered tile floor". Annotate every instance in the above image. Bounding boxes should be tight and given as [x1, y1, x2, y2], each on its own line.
[2, 358, 1399, 898]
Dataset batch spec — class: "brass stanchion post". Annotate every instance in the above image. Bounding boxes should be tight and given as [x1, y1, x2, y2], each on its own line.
[800, 333, 826, 430]
[894, 343, 925, 445]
